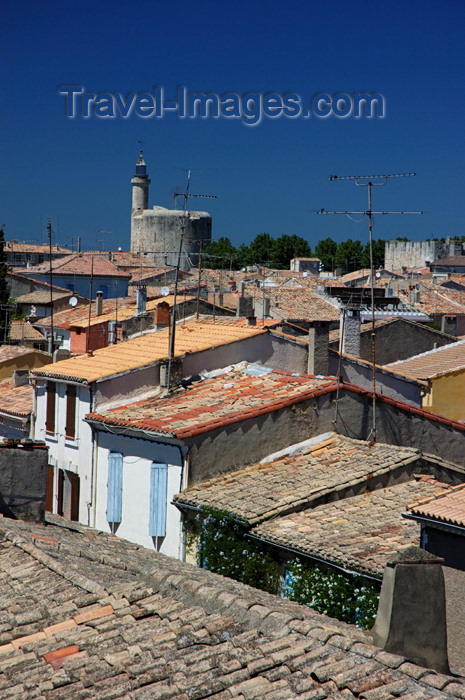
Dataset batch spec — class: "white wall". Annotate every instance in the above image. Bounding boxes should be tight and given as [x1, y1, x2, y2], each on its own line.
[93, 431, 185, 559]
[34, 380, 93, 522]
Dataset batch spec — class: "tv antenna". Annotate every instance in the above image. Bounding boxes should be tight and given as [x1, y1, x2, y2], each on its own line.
[165, 171, 217, 394]
[319, 172, 423, 442]
[173, 169, 218, 211]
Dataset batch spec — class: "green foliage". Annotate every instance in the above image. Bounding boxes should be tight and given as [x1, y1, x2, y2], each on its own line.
[186, 508, 280, 593]
[285, 559, 380, 629]
[185, 510, 380, 630]
[314, 237, 338, 271]
[203, 236, 237, 270]
[361, 239, 386, 269]
[334, 238, 364, 274]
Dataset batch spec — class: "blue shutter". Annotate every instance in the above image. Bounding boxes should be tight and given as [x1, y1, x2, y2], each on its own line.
[149, 462, 168, 537]
[107, 452, 123, 523]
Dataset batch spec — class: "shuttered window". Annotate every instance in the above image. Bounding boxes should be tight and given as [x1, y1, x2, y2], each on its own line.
[65, 385, 76, 439]
[149, 462, 168, 538]
[45, 382, 56, 434]
[106, 452, 123, 523]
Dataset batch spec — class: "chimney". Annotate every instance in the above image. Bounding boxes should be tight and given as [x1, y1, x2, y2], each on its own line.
[308, 322, 329, 376]
[340, 308, 361, 357]
[372, 546, 450, 674]
[246, 315, 256, 326]
[13, 369, 29, 387]
[237, 295, 254, 318]
[96, 291, 103, 316]
[155, 301, 170, 327]
[136, 285, 147, 315]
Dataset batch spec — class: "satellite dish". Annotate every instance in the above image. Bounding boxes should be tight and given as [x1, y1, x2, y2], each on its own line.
[160, 286, 170, 297]
[375, 272, 381, 279]
[69, 296, 78, 307]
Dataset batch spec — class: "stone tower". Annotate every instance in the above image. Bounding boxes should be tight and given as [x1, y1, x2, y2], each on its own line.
[131, 151, 150, 214]
[130, 153, 212, 271]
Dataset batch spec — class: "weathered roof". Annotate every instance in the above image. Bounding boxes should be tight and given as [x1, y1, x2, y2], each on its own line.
[86, 365, 337, 438]
[407, 282, 465, 316]
[15, 290, 73, 305]
[0, 345, 46, 362]
[408, 483, 465, 527]
[5, 242, 71, 254]
[175, 434, 420, 525]
[8, 321, 46, 342]
[30, 322, 269, 383]
[385, 339, 465, 379]
[0, 514, 464, 697]
[23, 253, 130, 278]
[244, 286, 341, 321]
[253, 476, 454, 577]
[0, 377, 33, 417]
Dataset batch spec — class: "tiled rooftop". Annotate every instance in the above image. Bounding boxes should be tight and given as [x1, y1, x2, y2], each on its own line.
[24, 253, 130, 277]
[175, 434, 420, 525]
[5, 242, 71, 254]
[253, 476, 453, 577]
[15, 290, 73, 304]
[244, 285, 341, 321]
[0, 377, 33, 417]
[0, 514, 464, 697]
[31, 321, 269, 383]
[385, 339, 465, 379]
[87, 365, 337, 438]
[408, 483, 465, 527]
[9, 320, 46, 342]
[0, 345, 44, 362]
[406, 281, 465, 316]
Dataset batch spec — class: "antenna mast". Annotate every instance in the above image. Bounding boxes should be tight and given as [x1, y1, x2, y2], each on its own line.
[47, 219, 54, 355]
[319, 172, 423, 442]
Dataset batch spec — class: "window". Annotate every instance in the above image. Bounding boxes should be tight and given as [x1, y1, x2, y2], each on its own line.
[106, 452, 123, 524]
[45, 382, 56, 434]
[65, 385, 76, 439]
[149, 462, 168, 538]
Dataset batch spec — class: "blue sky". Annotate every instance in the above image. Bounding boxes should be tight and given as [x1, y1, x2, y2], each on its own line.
[1, 0, 464, 253]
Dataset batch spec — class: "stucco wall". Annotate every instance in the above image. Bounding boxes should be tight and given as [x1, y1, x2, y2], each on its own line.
[328, 352, 424, 406]
[358, 321, 456, 365]
[93, 431, 184, 558]
[423, 370, 465, 421]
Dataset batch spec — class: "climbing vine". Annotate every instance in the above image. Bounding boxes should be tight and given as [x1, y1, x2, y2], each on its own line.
[185, 509, 381, 629]
[284, 559, 380, 630]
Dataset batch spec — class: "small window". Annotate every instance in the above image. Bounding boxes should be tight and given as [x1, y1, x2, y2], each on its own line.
[149, 462, 168, 538]
[45, 382, 56, 434]
[65, 385, 76, 439]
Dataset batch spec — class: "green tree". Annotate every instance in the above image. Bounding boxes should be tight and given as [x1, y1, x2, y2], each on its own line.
[273, 234, 312, 269]
[314, 237, 338, 272]
[0, 229, 10, 341]
[334, 238, 364, 274]
[246, 232, 276, 266]
[361, 239, 386, 269]
[203, 236, 238, 270]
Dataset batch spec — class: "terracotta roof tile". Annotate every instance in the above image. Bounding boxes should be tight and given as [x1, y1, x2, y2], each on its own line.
[0, 377, 33, 417]
[254, 477, 453, 577]
[243, 285, 341, 321]
[30, 321, 271, 383]
[385, 339, 465, 379]
[87, 366, 337, 437]
[24, 253, 130, 278]
[8, 321, 46, 342]
[0, 345, 43, 362]
[175, 434, 419, 525]
[0, 514, 463, 696]
[408, 483, 465, 526]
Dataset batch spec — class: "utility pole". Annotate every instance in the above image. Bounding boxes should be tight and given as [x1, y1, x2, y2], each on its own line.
[319, 172, 423, 442]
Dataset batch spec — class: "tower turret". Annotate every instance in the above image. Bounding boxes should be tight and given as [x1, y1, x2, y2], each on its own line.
[131, 151, 150, 213]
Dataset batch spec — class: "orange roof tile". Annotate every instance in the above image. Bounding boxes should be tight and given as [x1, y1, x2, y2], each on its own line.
[30, 321, 270, 384]
[24, 253, 130, 278]
[9, 321, 46, 342]
[408, 483, 465, 526]
[86, 366, 337, 438]
[385, 339, 465, 379]
[0, 377, 33, 417]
